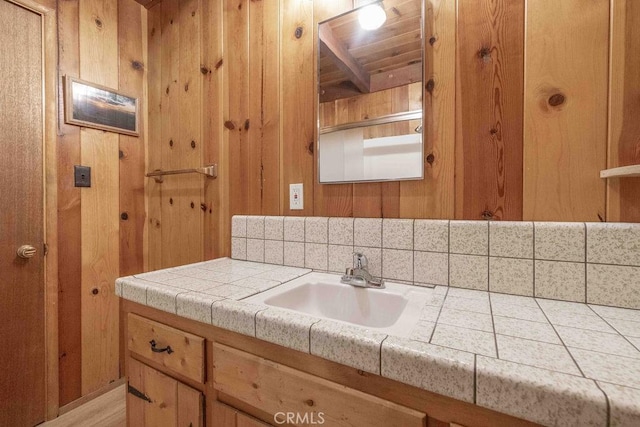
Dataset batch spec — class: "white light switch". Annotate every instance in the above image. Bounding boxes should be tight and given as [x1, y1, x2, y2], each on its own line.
[290, 183, 303, 210]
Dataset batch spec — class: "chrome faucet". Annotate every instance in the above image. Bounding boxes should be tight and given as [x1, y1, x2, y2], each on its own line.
[341, 252, 385, 289]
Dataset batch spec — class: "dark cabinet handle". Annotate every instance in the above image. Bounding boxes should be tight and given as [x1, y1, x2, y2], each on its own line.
[149, 339, 174, 354]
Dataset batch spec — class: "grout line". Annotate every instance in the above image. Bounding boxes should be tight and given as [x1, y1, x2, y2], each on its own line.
[532, 223, 536, 297]
[584, 223, 588, 303]
[488, 293, 499, 359]
[587, 305, 640, 353]
[473, 355, 477, 404]
[379, 335, 389, 376]
[593, 381, 611, 427]
[487, 222, 491, 292]
[428, 286, 449, 343]
[447, 220, 451, 287]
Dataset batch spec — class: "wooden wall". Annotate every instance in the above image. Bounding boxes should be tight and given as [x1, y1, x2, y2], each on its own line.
[57, 0, 146, 406]
[146, 0, 640, 271]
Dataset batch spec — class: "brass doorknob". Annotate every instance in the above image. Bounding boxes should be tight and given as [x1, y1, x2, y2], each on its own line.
[17, 245, 37, 259]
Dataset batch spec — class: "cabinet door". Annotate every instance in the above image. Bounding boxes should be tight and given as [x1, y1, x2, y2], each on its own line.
[128, 358, 203, 427]
[211, 401, 271, 427]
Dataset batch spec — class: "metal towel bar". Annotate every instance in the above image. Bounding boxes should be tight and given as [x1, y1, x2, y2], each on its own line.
[319, 110, 422, 134]
[145, 164, 218, 183]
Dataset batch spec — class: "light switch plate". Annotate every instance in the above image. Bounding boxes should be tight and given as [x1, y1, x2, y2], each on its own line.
[290, 183, 303, 210]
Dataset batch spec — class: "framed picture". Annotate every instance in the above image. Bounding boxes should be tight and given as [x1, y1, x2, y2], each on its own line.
[64, 75, 139, 136]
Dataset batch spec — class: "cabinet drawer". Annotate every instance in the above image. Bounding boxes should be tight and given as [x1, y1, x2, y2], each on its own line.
[213, 343, 426, 427]
[128, 313, 205, 383]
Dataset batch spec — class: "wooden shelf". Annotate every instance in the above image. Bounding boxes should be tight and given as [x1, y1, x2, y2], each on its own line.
[600, 165, 640, 179]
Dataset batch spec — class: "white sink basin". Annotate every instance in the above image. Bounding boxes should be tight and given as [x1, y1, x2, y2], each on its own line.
[244, 272, 435, 337]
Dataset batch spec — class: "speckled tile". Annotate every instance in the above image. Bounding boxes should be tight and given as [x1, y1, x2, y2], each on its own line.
[570, 348, 640, 389]
[231, 277, 281, 292]
[246, 239, 265, 263]
[490, 221, 533, 259]
[115, 277, 125, 297]
[419, 304, 442, 322]
[447, 287, 489, 301]
[246, 216, 265, 239]
[382, 336, 475, 403]
[537, 297, 595, 316]
[414, 220, 448, 253]
[589, 304, 640, 323]
[449, 254, 488, 290]
[603, 317, 640, 338]
[449, 220, 488, 255]
[284, 216, 305, 242]
[135, 270, 183, 283]
[438, 308, 493, 332]
[328, 244, 354, 273]
[305, 243, 328, 271]
[598, 382, 640, 427]
[176, 292, 223, 324]
[353, 246, 381, 277]
[310, 321, 386, 374]
[256, 308, 320, 352]
[476, 356, 607, 427]
[382, 249, 413, 282]
[172, 267, 221, 281]
[382, 219, 413, 250]
[284, 241, 305, 267]
[494, 316, 561, 344]
[231, 237, 247, 260]
[489, 292, 538, 308]
[535, 222, 586, 262]
[231, 215, 247, 237]
[423, 292, 447, 307]
[146, 284, 182, 313]
[199, 284, 258, 300]
[543, 310, 616, 333]
[443, 295, 491, 314]
[587, 263, 640, 309]
[121, 277, 148, 304]
[414, 251, 448, 286]
[409, 321, 436, 342]
[328, 217, 354, 245]
[264, 216, 284, 240]
[305, 217, 328, 244]
[587, 222, 640, 266]
[489, 257, 533, 296]
[211, 299, 267, 337]
[251, 266, 310, 283]
[497, 335, 581, 375]
[629, 336, 640, 350]
[354, 218, 382, 248]
[490, 301, 548, 323]
[430, 323, 496, 357]
[161, 276, 225, 292]
[535, 260, 586, 303]
[264, 240, 284, 265]
[555, 326, 640, 359]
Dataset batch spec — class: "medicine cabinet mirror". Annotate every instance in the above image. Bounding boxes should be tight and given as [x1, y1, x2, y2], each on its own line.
[317, 0, 424, 183]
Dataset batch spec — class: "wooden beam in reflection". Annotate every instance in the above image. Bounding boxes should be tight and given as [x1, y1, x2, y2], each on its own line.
[319, 24, 371, 94]
[370, 62, 422, 93]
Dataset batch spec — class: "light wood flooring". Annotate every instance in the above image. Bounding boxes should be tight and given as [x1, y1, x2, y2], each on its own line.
[41, 385, 125, 427]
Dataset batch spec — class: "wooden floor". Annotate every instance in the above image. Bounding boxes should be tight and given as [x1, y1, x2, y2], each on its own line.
[41, 385, 125, 427]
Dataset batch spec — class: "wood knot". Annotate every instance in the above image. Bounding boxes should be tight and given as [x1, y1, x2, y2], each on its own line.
[478, 47, 491, 63]
[150, 27, 156, 37]
[155, 220, 161, 228]
[215, 59, 224, 70]
[426, 153, 435, 165]
[224, 121, 235, 130]
[166, 86, 170, 95]
[169, 198, 174, 205]
[91, 288, 99, 295]
[191, 11, 196, 17]
[391, 7, 400, 16]
[244, 119, 250, 131]
[94, 18, 103, 28]
[191, 140, 196, 148]
[490, 128, 498, 135]
[190, 202, 195, 209]
[305, 399, 314, 407]
[119, 150, 124, 159]
[252, 383, 259, 389]
[120, 212, 129, 220]
[429, 36, 437, 46]
[169, 139, 174, 147]
[426, 79, 435, 94]
[170, 19, 174, 25]
[481, 210, 493, 220]
[295, 26, 304, 39]
[131, 60, 143, 71]
[200, 66, 210, 75]
[308, 141, 314, 154]
[200, 203, 207, 211]
[548, 93, 565, 107]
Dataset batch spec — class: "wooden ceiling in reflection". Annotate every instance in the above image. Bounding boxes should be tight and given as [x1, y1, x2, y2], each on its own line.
[319, 0, 423, 102]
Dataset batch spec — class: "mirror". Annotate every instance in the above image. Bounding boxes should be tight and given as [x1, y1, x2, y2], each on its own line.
[317, 0, 423, 184]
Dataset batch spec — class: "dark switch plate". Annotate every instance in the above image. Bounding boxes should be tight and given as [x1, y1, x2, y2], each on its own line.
[74, 165, 91, 187]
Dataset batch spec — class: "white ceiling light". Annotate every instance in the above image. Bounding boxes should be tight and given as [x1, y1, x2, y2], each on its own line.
[358, 4, 386, 31]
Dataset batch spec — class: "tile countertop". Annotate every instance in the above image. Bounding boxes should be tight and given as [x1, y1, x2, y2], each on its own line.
[116, 258, 640, 427]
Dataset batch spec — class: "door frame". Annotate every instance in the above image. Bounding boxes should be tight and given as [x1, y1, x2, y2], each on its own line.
[6, 0, 59, 420]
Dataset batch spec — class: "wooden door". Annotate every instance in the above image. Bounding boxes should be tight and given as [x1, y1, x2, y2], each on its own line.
[0, 0, 45, 425]
[211, 401, 272, 427]
[127, 358, 203, 427]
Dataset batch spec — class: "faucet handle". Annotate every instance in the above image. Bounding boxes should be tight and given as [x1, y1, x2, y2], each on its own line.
[353, 252, 368, 269]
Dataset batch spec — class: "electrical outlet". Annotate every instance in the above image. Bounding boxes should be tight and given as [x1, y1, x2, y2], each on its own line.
[290, 183, 303, 210]
[74, 165, 91, 187]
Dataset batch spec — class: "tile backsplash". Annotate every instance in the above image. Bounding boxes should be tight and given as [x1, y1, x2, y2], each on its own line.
[231, 216, 640, 310]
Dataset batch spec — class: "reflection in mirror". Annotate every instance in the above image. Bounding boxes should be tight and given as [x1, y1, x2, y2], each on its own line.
[318, 0, 423, 184]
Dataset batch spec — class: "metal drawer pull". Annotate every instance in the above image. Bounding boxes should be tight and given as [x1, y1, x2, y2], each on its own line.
[127, 384, 152, 403]
[17, 245, 37, 259]
[149, 339, 174, 354]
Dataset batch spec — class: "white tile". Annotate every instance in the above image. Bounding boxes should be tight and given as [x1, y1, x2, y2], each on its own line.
[570, 348, 640, 389]
[176, 292, 223, 324]
[535, 222, 585, 262]
[382, 336, 475, 403]
[496, 335, 581, 375]
[328, 217, 354, 245]
[535, 261, 586, 303]
[121, 277, 148, 304]
[115, 277, 124, 297]
[256, 308, 319, 352]
[354, 246, 381, 277]
[629, 336, 640, 350]
[264, 216, 284, 240]
[305, 217, 328, 243]
[264, 240, 284, 265]
[231, 277, 281, 292]
[246, 239, 265, 263]
[555, 326, 640, 359]
[382, 219, 413, 250]
[489, 292, 538, 308]
[305, 243, 328, 271]
[409, 321, 436, 342]
[603, 317, 640, 338]
[382, 249, 413, 282]
[490, 221, 533, 258]
[354, 218, 382, 248]
[430, 323, 496, 357]
[438, 308, 493, 332]
[211, 300, 267, 337]
[284, 241, 305, 267]
[443, 295, 491, 314]
[252, 266, 310, 283]
[543, 310, 616, 333]
[597, 382, 640, 427]
[135, 270, 182, 283]
[199, 284, 258, 300]
[476, 356, 607, 427]
[414, 251, 448, 286]
[231, 237, 246, 260]
[489, 257, 533, 296]
[587, 264, 640, 309]
[231, 215, 247, 237]
[284, 216, 305, 242]
[490, 301, 548, 323]
[146, 284, 182, 314]
[447, 287, 489, 301]
[419, 304, 443, 322]
[537, 298, 595, 316]
[450, 220, 488, 255]
[246, 216, 265, 239]
[494, 316, 561, 344]
[589, 304, 640, 323]
[414, 220, 448, 253]
[162, 276, 225, 292]
[328, 245, 354, 273]
[449, 254, 488, 290]
[587, 222, 640, 266]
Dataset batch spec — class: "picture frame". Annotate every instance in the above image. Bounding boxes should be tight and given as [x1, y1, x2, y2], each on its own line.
[64, 75, 139, 136]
